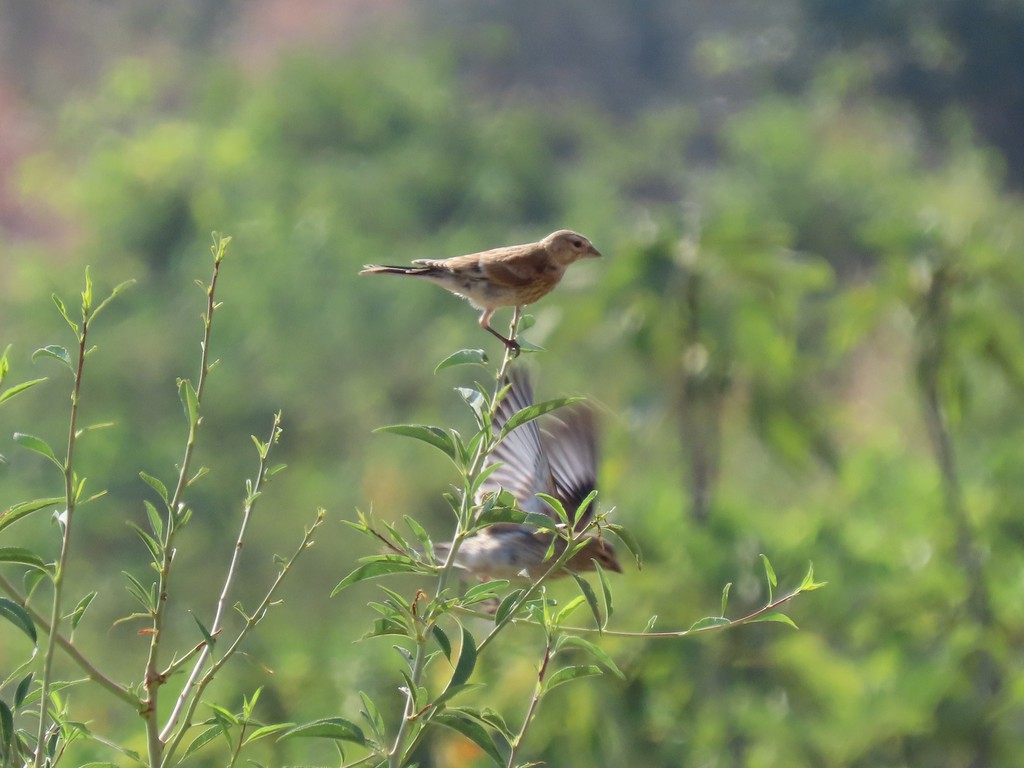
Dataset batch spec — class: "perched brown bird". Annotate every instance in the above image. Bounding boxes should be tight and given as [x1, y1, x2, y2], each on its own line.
[360, 230, 602, 353]
[434, 369, 621, 580]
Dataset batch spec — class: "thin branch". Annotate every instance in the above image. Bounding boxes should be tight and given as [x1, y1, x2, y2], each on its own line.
[142, 238, 227, 766]
[158, 413, 281, 746]
[160, 508, 324, 767]
[0, 574, 139, 709]
[34, 310, 89, 768]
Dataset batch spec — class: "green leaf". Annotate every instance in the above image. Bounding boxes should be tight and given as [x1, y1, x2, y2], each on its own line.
[0, 377, 48, 406]
[760, 553, 777, 600]
[435, 348, 488, 373]
[178, 378, 200, 429]
[139, 472, 169, 504]
[13, 433, 62, 469]
[91, 278, 136, 321]
[449, 625, 477, 688]
[0, 497, 63, 534]
[69, 592, 97, 631]
[535, 492, 569, 525]
[688, 616, 732, 632]
[374, 424, 457, 461]
[52, 293, 78, 334]
[190, 611, 217, 648]
[595, 561, 613, 628]
[557, 636, 624, 679]
[127, 522, 161, 560]
[553, 595, 587, 626]
[463, 579, 510, 605]
[495, 588, 526, 625]
[0, 547, 48, 573]
[181, 725, 221, 762]
[404, 515, 433, 556]
[358, 690, 386, 742]
[604, 524, 643, 569]
[143, 500, 164, 541]
[474, 506, 559, 531]
[721, 582, 732, 617]
[32, 345, 73, 373]
[542, 664, 602, 694]
[799, 562, 828, 592]
[331, 560, 423, 595]
[279, 718, 366, 744]
[499, 397, 585, 439]
[15, 673, 33, 708]
[750, 612, 799, 629]
[243, 722, 295, 745]
[432, 625, 452, 661]
[0, 597, 36, 644]
[433, 711, 502, 766]
[570, 572, 602, 629]
[0, 700, 13, 753]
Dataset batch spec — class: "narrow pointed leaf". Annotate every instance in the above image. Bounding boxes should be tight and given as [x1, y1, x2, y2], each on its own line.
[749, 612, 799, 629]
[558, 636, 624, 679]
[542, 664, 602, 694]
[0, 547, 48, 572]
[279, 718, 366, 745]
[449, 625, 477, 688]
[570, 572, 602, 628]
[604, 524, 642, 569]
[721, 582, 732, 617]
[69, 592, 97, 631]
[0, 497, 63, 533]
[331, 560, 423, 595]
[178, 379, 200, 428]
[435, 349, 488, 373]
[433, 712, 502, 765]
[0, 597, 36, 644]
[374, 424, 457, 461]
[499, 397, 584, 439]
[0, 377, 48, 405]
[32, 345, 73, 372]
[688, 616, 732, 632]
[13, 433, 62, 469]
[139, 472, 169, 504]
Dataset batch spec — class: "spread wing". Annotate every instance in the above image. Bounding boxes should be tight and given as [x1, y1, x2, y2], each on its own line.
[478, 369, 554, 516]
[540, 405, 599, 530]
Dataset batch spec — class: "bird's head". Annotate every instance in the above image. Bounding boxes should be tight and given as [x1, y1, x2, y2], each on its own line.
[546, 230, 602, 265]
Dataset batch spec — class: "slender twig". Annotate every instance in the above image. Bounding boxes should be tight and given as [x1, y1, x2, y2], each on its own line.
[506, 642, 551, 768]
[0, 574, 139, 708]
[34, 309, 90, 768]
[159, 413, 282, 750]
[142, 239, 227, 765]
[159, 509, 324, 767]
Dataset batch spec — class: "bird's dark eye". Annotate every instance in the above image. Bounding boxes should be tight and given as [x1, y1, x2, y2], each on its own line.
[571, 239, 583, 248]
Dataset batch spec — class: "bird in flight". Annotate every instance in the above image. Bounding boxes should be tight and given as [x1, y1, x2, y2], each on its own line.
[360, 230, 602, 354]
[435, 368, 620, 579]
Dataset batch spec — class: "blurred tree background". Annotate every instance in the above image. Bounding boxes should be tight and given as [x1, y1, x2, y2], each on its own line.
[2, 0, 1024, 765]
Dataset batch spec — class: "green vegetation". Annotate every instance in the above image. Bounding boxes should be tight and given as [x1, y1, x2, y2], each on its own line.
[2, 3, 1024, 766]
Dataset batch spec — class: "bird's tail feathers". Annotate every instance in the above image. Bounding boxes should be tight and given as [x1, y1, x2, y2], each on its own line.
[359, 264, 435, 276]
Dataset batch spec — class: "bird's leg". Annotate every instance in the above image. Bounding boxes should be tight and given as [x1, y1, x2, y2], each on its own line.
[479, 309, 521, 356]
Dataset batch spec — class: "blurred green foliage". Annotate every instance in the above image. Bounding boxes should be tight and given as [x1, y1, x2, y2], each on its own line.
[2, 4, 1024, 766]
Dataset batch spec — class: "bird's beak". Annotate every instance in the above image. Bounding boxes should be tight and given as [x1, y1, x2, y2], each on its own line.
[588, 245, 603, 258]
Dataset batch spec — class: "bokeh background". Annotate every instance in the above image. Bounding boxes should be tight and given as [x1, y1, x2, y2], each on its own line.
[2, 1, 1024, 765]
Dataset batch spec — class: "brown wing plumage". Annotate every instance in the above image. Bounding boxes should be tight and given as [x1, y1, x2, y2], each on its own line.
[478, 369, 554, 516]
[541, 405, 599, 530]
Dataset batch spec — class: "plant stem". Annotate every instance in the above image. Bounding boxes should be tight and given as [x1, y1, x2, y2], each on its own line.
[0, 574, 139, 708]
[142, 240, 226, 766]
[34, 314, 89, 768]
[506, 642, 551, 768]
[158, 414, 286, 761]
[388, 312, 522, 768]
